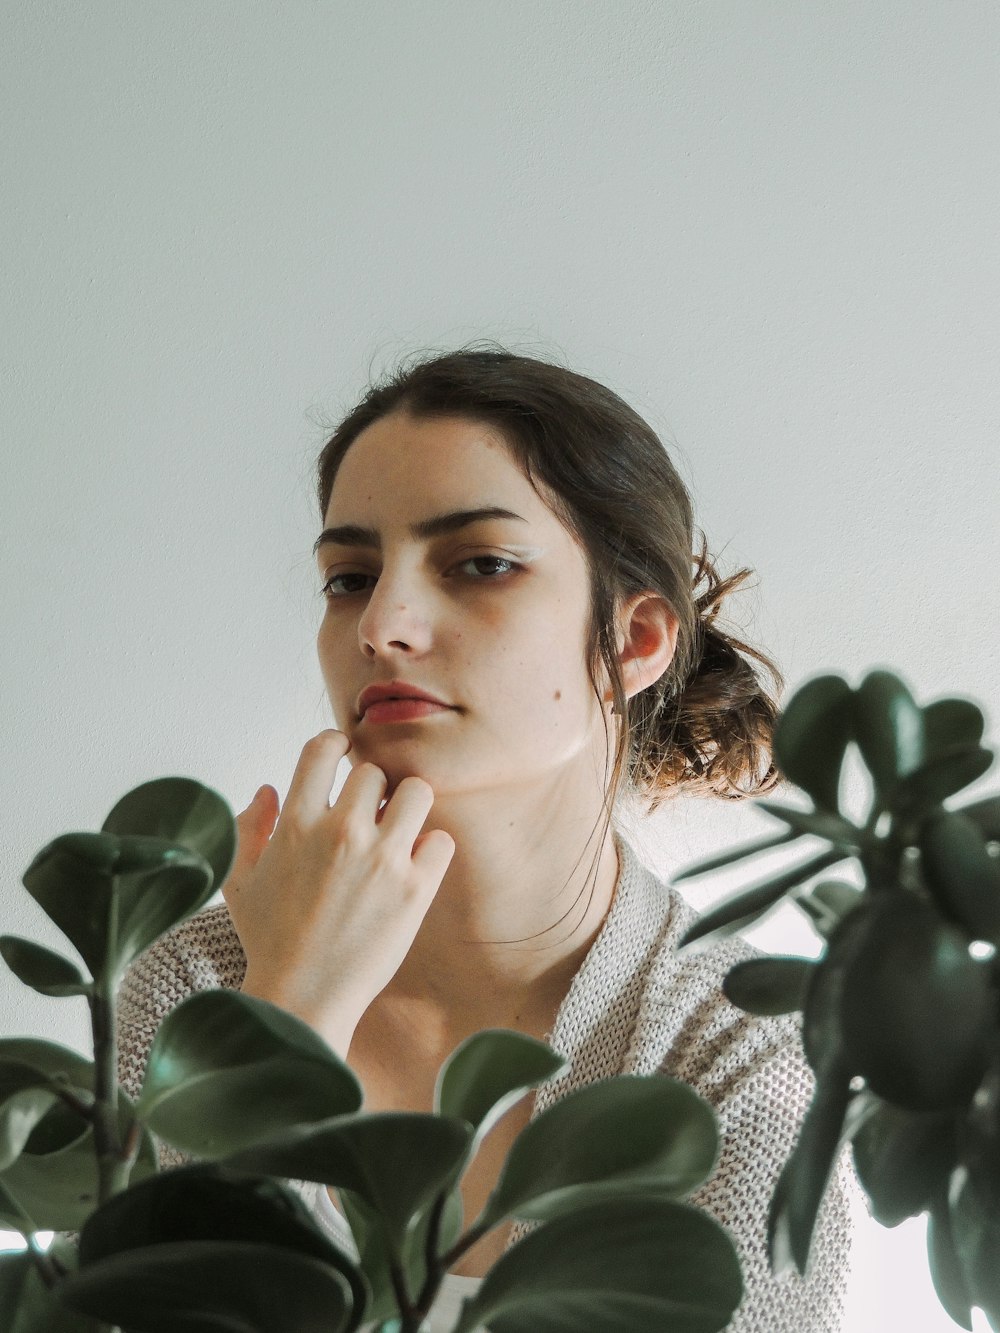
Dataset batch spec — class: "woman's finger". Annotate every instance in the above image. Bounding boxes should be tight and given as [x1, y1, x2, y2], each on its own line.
[376, 775, 437, 846]
[281, 729, 352, 821]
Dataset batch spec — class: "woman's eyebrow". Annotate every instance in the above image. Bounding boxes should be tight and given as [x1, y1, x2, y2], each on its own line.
[312, 506, 527, 557]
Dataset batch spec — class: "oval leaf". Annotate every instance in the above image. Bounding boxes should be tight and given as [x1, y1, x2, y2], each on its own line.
[794, 880, 864, 941]
[840, 894, 993, 1111]
[78, 1161, 368, 1323]
[59, 1240, 355, 1333]
[891, 746, 995, 817]
[456, 1196, 742, 1333]
[21, 837, 115, 977]
[949, 1172, 1000, 1329]
[854, 670, 925, 795]
[921, 809, 1000, 942]
[478, 1075, 718, 1232]
[0, 1090, 158, 1231]
[20, 832, 214, 983]
[0, 1062, 64, 1170]
[220, 1111, 473, 1265]
[923, 698, 986, 755]
[956, 795, 1000, 843]
[435, 1029, 566, 1150]
[0, 937, 89, 997]
[722, 956, 816, 1016]
[926, 1182, 974, 1330]
[0, 1250, 107, 1333]
[772, 674, 854, 812]
[136, 990, 362, 1156]
[109, 839, 216, 981]
[848, 1096, 957, 1227]
[102, 777, 237, 908]
[0, 1038, 95, 1090]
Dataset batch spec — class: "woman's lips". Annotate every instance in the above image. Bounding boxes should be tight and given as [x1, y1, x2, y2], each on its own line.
[362, 699, 453, 724]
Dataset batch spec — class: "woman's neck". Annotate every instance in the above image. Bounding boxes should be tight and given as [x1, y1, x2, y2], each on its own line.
[371, 794, 622, 1059]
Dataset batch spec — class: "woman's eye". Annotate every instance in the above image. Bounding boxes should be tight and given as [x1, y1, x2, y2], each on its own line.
[320, 555, 520, 599]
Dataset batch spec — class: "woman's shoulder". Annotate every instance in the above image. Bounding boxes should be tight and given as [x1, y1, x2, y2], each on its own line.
[118, 899, 247, 1014]
[617, 842, 804, 1091]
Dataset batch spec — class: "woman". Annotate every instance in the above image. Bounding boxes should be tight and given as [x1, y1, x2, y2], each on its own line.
[117, 345, 852, 1330]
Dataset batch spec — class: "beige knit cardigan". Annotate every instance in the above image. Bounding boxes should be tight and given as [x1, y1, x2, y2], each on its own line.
[114, 830, 854, 1332]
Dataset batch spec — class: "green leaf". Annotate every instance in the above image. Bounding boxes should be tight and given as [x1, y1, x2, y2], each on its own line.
[768, 1069, 853, 1277]
[454, 1195, 742, 1333]
[220, 1111, 474, 1267]
[800, 904, 875, 1079]
[477, 1075, 718, 1233]
[21, 832, 215, 985]
[679, 848, 849, 948]
[78, 1162, 368, 1328]
[334, 1180, 465, 1325]
[0, 1062, 63, 1170]
[772, 674, 854, 812]
[755, 801, 862, 849]
[59, 1240, 356, 1333]
[336, 1188, 405, 1326]
[0, 1250, 106, 1333]
[839, 894, 993, 1111]
[890, 746, 995, 817]
[921, 809, 1000, 942]
[136, 990, 363, 1156]
[0, 938, 90, 997]
[847, 1095, 957, 1227]
[435, 1029, 566, 1154]
[949, 1172, 1000, 1330]
[671, 829, 800, 884]
[957, 795, 1000, 843]
[101, 776, 237, 909]
[0, 1085, 159, 1231]
[923, 698, 986, 754]
[854, 670, 925, 796]
[793, 880, 864, 941]
[926, 1182, 974, 1331]
[722, 956, 816, 1016]
[0, 1038, 95, 1092]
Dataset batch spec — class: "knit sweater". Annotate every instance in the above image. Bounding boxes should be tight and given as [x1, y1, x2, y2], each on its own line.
[114, 829, 854, 1332]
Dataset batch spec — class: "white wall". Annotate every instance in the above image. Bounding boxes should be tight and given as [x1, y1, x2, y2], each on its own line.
[2, 3, 998, 1328]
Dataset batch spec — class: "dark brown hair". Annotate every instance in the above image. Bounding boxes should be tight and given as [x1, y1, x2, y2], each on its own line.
[315, 343, 783, 935]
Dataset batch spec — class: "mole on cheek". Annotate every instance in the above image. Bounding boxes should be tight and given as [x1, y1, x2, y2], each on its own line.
[553, 690, 562, 702]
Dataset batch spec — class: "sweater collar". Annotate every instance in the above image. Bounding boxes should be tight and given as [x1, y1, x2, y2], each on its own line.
[529, 828, 675, 1115]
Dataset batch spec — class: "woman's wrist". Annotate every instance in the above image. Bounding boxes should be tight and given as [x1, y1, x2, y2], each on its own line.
[240, 969, 360, 1062]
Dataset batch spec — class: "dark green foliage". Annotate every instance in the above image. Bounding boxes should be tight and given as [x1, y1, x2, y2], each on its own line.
[676, 667, 1000, 1328]
[1, 777, 743, 1333]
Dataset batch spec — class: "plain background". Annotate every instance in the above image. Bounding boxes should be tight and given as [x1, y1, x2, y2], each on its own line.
[2, 3, 998, 1328]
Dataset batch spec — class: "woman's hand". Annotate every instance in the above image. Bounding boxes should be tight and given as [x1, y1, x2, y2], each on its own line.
[220, 729, 456, 1054]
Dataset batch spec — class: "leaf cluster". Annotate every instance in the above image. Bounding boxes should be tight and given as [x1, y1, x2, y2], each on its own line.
[0, 777, 743, 1332]
[675, 669, 1000, 1330]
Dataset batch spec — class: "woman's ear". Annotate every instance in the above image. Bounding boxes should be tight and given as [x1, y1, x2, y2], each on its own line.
[614, 591, 680, 702]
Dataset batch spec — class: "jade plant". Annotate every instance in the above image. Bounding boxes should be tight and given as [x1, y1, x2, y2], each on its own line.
[0, 778, 742, 1331]
[677, 668, 1000, 1330]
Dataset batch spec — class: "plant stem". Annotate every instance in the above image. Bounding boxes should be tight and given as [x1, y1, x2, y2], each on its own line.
[24, 1231, 60, 1288]
[413, 1192, 447, 1313]
[437, 1219, 492, 1272]
[87, 924, 132, 1202]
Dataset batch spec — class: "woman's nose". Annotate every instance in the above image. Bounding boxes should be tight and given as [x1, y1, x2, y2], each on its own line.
[357, 571, 434, 655]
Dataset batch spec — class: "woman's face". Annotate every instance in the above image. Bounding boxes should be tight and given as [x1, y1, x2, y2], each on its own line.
[314, 410, 617, 803]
